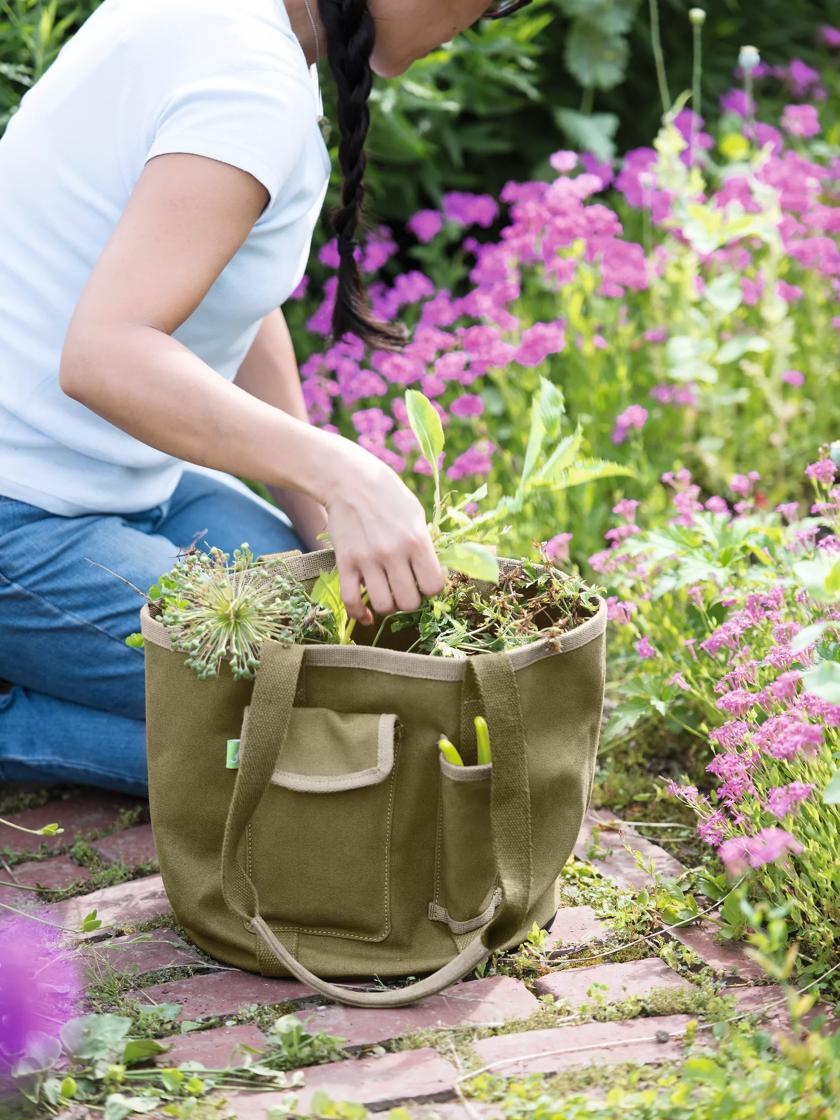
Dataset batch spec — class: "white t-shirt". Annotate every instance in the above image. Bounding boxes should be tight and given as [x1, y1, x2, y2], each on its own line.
[0, 0, 330, 515]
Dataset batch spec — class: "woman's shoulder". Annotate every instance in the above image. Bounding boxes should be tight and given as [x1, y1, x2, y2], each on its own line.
[107, 0, 306, 81]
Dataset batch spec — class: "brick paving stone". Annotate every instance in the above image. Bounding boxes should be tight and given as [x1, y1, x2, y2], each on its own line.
[92, 823, 157, 867]
[0, 854, 91, 906]
[156, 1023, 267, 1068]
[534, 958, 694, 1005]
[472, 1013, 694, 1078]
[224, 1048, 459, 1116]
[80, 929, 207, 981]
[298, 975, 539, 1049]
[574, 811, 686, 890]
[668, 919, 766, 981]
[140, 969, 315, 1020]
[0, 792, 144, 856]
[48, 874, 172, 941]
[544, 906, 609, 954]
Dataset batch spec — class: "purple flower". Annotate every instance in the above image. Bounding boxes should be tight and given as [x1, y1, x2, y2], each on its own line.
[818, 25, 840, 48]
[515, 321, 567, 367]
[549, 150, 578, 173]
[442, 192, 499, 229]
[697, 811, 730, 846]
[580, 152, 614, 188]
[782, 369, 804, 386]
[781, 104, 820, 139]
[606, 596, 636, 623]
[0, 916, 83, 1075]
[718, 827, 803, 874]
[446, 441, 495, 481]
[612, 404, 648, 444]
[408, 209, 444, 243]
[720, 89, 754, 117]
[450, 394, 484, 418]
[635, 636, 657, 659]
[542, 532, 573, 563]
[765, 782, 814, 819]
[805, 459, 837, 485]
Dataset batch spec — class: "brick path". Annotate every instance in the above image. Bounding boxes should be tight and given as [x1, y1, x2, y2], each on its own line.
[0, 792, 819, 1117]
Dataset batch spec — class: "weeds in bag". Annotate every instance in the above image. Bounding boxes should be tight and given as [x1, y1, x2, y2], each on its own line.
[126, 382, 615, 679]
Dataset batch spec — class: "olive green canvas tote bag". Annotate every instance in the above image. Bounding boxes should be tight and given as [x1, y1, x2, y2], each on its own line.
[141, 548, 607, 1008]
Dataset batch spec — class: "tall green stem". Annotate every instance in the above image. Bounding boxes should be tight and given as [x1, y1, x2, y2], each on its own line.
[690, 17, 704, 162]
[649, 0, 671, 115]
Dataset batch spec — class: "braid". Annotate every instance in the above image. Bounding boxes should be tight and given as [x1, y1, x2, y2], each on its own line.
[316, 0, 406, 350]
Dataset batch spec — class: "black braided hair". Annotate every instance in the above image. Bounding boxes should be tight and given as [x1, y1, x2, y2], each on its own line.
[316, 0, 407, 350]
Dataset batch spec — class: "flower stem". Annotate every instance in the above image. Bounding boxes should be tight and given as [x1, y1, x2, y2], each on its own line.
[649, 0, 671, 115]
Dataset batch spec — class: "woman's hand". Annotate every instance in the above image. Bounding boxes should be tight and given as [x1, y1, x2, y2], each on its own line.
[319, 442, 445, 623]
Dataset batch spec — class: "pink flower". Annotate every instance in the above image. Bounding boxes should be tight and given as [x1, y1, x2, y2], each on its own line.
[782, 369, 804, 386]
[0, 916, 83, 1075]
[442, 191, 499, 229]
[697, 810, 730, 846]
[612, 404, 648, 444]
[450, 394, 484, 418]
[781, 104, 820, 139]
[606, 596, 637, 623]
[408, 209, 444, 243]
[635, 636, 657, 659]
[612, 498, 640, 521]
[543, 532, 573, 563]
[446, 441, 495, 481]
[668, 672, 691, 691]
[805, 459, 837, 485]
[515, 321, 566, 367]
[718, 827, 803, 874]
[720, 89, 754, 117]
[550, 150, 578, 173]
[818, 25, 840, 48]
[765, 782, 814, 819]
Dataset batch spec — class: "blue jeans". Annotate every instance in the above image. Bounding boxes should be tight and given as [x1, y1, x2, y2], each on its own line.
[0, 468, 303, 796]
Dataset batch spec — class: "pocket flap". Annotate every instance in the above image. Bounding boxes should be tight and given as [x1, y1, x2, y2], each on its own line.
[241, 706, 397, 792]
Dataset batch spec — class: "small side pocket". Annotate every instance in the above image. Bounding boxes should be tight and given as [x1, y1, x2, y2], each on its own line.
[429, 754, 500, 934]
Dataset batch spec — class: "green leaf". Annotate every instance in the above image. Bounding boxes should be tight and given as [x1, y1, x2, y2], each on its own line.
[104, 1094, 162, 1120]
[554, 107, 618, 161]
[123, 1038, 168, 1064]
[704, 274, 743, 315]
[823, 768, 840, 805]
[437, 543, 500, 583]
[717, 335, 770, 364]
[536, 458, 635, 490]
[564, 23, 629, 90]
[790, 622, 828, 653]
[61, 1014, 132, 1060]
[405, 389, 444, 483]
[125, 633, 145, 649]
[803, 661, 840, 704]
[80, 909, 102, 933]
[311, 569, 348, 644]
[683, 1056, 727, 1088]
[826, 559, 840, 597]
[793, 554, 840, 600]
[519, 378, 566, 496]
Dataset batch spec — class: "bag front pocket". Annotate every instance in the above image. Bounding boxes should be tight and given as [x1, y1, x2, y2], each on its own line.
[429, 754, 500, 934]
[244, 706, 400, 940]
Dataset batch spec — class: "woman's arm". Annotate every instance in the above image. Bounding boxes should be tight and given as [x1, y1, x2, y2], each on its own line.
[60, 151, 443, 620]
[234, 307, 328, 551]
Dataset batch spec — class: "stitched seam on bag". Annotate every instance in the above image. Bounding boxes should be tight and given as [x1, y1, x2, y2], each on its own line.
[264, 736, 399, 942]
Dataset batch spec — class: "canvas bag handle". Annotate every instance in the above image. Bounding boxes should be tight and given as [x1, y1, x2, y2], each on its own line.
[220, 639, 533, 1008]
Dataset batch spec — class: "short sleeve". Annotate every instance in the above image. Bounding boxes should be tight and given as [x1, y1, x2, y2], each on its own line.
[145, 66, 315, 211]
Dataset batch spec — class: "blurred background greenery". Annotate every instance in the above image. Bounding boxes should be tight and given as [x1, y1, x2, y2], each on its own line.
[1, 0, 835, 222]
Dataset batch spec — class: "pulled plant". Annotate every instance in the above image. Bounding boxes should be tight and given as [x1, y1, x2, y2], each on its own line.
[129, 380, 620, 678]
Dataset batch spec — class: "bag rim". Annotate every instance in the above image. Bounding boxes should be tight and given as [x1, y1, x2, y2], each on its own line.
[139, 549, 607, 682]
